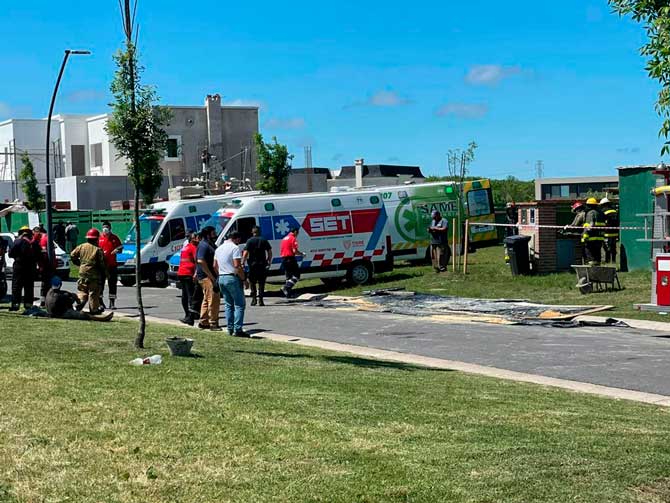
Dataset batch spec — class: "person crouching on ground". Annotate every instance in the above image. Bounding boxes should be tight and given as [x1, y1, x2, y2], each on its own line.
[70, 228, 107, 314]
[45, 276, 113, 321]
[280, 227, 304, 298]
[196, 226, 221, 331]
[99, 221, 122, 310]
[243, 226, 272, 306]
[215, 231, 249, 337]
[178, 231, 200, 326]
[428, 210, 450, 273]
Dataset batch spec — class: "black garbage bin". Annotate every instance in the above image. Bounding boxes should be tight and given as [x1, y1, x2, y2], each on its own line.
[504, 235, 532, 276]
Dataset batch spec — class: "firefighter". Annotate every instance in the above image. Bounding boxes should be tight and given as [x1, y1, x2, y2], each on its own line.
[600, 197, 619, 265]
[582, 197, 606, 265]
[565, 201, 586, 232]
[8, 226, 38, 311]
[70, 228, 107, 314]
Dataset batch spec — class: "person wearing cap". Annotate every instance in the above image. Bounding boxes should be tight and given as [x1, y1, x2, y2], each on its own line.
[8, 226, 38, 311]
[582, 197, 606, 265]
[45, 276, 113, 321]
[600, 198, 619, 264]
[428, 210, 450, 273]
[70, 228, 107, 313]
[98, 221, 123, 309]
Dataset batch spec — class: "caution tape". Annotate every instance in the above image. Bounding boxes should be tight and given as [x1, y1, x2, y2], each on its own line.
[468, 222, 644, 231]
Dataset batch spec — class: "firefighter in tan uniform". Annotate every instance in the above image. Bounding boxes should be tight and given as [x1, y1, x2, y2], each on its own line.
[70, 228, 107, 313]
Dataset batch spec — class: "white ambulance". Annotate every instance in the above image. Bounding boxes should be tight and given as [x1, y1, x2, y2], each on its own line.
[116, 191, 259, 287]
[208, 191, 393, 285]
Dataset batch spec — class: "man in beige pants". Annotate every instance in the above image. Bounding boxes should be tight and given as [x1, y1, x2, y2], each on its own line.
[195, 226, 221, 331]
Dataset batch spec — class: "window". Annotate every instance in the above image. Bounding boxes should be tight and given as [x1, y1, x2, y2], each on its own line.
[157, 218, 185, 247]
[90, 143, 103, 167]
[560, 185, 570, 198]
[165, 136, 181, 160]
[529, 208, 536, 224]
[264, 202, 275, 212]
[225, 217, 256, 244]
[331, 198, 342, 207]
[397, 191, 408, 199]
[125, 219, 162, 245]
[466, 189, 492, 217]
[370, 196, 380, 204]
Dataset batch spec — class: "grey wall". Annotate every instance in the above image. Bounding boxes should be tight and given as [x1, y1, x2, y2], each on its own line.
[55, 176, 183, 210]
[288, 173, 329, 193]
[220, 107, 258, 183]
[163, 108, 208, 179]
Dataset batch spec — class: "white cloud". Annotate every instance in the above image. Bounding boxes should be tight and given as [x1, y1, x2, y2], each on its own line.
[264, 117, 306, 130]
[226, 98, 263, 109]
[435, 103, 489, 119]
[465, 65, 521, 86]
[0, 102, 11, 119]
[369, 90, 410, 107]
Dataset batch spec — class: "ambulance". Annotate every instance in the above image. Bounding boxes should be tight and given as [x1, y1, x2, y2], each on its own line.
[206, 191, 393, 285]
[116, 191, 259, 287]
[342, 180, 496, 261]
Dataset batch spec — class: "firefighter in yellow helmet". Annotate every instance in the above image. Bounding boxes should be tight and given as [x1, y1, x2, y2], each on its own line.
[70, 228, 107, 313]
[582, 197, 606, 265]
[600, 197, 619, 265]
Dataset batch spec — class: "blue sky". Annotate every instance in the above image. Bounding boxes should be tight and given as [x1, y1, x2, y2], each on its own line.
[0, 0, 661, 178]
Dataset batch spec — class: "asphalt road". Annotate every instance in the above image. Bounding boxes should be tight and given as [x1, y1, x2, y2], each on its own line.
[112, 284, 670, 397]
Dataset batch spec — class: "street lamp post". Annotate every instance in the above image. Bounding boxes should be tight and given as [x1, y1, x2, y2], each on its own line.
[45, 49, 90, 264]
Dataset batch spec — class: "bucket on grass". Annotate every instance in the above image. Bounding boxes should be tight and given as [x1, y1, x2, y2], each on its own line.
[165, 337, 194, 357]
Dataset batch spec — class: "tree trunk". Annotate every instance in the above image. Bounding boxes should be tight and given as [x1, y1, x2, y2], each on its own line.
[134, 187, 145, 349]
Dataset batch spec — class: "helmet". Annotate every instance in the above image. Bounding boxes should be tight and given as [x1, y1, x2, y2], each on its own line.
[599, 197, 610, 205]
[86, 228, 100, 239]
[571, 201, 585, 211]
[50, 276, 62, 289]
[506, 202, 515, 208]
[18, 225, 31, 234]
[586, 197, 598, 205]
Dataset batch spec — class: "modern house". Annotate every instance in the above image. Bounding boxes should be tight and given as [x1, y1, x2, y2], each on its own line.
[0, 94, 259, 207]
[534, 176, 619, 201]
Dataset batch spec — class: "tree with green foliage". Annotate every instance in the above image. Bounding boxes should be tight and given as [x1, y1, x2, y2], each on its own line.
[106, 0, 170, 348]
[19, 153, 44, 210]
[610, 1, 670, 154]
[490, 176, 535, 206]
[254, 133, 293, 193]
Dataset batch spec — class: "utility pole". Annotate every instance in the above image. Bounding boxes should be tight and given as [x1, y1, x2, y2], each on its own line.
[304, 145, 313, 192]
[535, 160, 544, 179]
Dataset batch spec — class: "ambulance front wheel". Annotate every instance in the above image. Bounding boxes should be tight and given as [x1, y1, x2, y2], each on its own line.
[347, 261, 373, 286]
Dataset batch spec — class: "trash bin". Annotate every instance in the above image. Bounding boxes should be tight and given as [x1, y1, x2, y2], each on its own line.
[504, 235, 532, 276]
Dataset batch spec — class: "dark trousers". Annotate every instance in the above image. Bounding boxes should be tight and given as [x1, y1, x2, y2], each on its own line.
[604, 238, 618, 264]
[248, 264, 267, 300]
[584, 241, 603, 265]
[282, 257, 300, 293]
[179, 276, 196, 319]
[12, 265, 34, 308]
[100, 266, 118, 300]
[190, 279, 203, 317]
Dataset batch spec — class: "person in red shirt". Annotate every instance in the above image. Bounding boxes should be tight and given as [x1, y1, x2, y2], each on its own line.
[280, 227, 303, 298]
[177, 232, 200, 325]
[32, 225, 52, 307]
[98, 221, 123, 309]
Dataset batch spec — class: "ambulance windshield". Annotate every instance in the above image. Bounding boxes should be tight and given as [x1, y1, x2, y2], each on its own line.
[201, 212, 232, 236]
[125, 219, 163, 245]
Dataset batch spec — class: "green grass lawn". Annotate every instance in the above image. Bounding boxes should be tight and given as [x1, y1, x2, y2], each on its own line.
[277, 246, 663, 323]
[1, 313, 670, 502]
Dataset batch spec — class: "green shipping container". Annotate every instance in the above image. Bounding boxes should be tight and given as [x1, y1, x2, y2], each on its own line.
[618, 166, 656, 271]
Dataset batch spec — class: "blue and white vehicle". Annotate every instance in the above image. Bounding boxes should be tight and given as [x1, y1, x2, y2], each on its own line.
[116, 192, 259, 287]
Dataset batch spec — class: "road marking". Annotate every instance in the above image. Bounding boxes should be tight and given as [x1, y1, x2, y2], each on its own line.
[116, 312, 670, 408]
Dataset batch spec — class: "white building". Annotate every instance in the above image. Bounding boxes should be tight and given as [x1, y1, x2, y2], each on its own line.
[0, 94, 259, 206]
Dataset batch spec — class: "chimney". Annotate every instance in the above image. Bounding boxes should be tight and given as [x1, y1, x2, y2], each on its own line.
[205, 94, 224, 176]
[355, 158, 364, 188]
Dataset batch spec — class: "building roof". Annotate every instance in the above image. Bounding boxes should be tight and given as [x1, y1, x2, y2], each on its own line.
[290, 167, 332, 179]
[337, 164, 424, 179]
[536, 175, 618, 184]
[617, 165, 659, 172]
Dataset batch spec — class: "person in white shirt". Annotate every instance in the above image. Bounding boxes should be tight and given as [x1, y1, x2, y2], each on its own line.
[213, 231, 248, 337]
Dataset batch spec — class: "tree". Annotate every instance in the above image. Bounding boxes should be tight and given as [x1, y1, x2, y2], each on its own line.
[446, 142, 477, 269]
[19, 153, 44, 210]
[490, 176, 535, 206]
[106, 0, 170, 348]
[610, 1, 670, 154]
[254, 133, 293, 193]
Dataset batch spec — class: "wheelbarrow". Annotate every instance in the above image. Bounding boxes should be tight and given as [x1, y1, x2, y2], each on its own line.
[571, 265, 621, 294]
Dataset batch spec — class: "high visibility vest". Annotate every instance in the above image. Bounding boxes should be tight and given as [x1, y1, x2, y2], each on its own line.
[603, 209, 619, 238]
[582, 209, 605, 243]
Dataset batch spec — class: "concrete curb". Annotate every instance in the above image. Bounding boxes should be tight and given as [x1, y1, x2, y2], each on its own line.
[116, 312, 670, 408]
